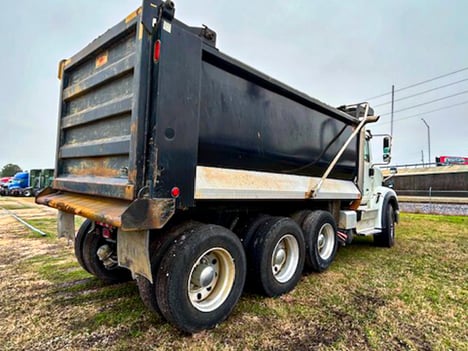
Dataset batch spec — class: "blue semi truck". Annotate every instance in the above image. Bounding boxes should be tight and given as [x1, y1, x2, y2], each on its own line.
[1, 172, 29, 196]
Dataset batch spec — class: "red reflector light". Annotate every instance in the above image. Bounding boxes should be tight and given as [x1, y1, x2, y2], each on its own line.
[154, 40, 161, 62]
[171, 187, 180, 198]
[102, 228, 112, 239]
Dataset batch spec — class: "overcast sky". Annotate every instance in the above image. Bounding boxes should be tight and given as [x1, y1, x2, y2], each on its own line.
[0, 0, 467, 171]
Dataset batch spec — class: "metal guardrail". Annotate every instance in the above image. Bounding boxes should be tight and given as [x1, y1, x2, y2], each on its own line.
[395, 190, 468, 196]
[381, 162, 438, 169]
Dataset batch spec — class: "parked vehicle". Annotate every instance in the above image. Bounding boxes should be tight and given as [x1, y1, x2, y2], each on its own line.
[1, 169, 54, 196]
[435, 155, 468, 166]
[0, 177, 12, 196]
[0, 177, 11, 188]
[23, 168, 55, 197]
[6, 172, 29, 196]
[37, 0, 399, 333]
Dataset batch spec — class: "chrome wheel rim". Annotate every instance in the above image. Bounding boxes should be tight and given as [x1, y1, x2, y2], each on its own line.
[317, 223, 335, 260]
[188, 248, 235, 312]
[271, 234, 299, 283]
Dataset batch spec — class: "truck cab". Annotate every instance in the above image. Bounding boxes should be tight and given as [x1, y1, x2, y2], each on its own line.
[8, 172, 30, 195]
[357, 132, 399, 246]
[337, 105, 399, 246]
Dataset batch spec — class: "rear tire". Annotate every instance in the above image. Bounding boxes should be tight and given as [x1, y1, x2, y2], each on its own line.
[374, 205, 395, 248]
[81, 225, 132, 283]
[302, 211, 338, 272]
[248, 217, 305, 297]
[155, 224, 246, 333]
[235, 214, 271, 248]
[136, 221, 203, 316]
[290, 210, 312, 227]
[74, 219, 93, 274]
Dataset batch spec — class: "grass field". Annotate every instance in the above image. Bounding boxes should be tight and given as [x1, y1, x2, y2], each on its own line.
[0, 197, 466, 350]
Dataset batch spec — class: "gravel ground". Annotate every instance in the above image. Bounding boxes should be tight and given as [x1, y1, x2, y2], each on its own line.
[400, 202, 468, 216]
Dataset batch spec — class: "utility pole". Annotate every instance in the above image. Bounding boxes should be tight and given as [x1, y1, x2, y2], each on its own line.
[421, 118, 431, 166]
[421, 150, 424, 166]
[391, 85, 395, 137]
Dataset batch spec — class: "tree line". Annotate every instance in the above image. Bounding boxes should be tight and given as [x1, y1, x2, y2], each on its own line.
[1, 164, 22, 177]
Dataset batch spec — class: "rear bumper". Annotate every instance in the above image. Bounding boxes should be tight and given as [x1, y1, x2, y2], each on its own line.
[36, 188, 175, 231]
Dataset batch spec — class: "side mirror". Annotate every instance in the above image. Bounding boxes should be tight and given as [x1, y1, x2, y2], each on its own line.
[383, 136, 391, 163]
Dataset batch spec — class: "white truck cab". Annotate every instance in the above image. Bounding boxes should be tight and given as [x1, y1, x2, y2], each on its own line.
[355, 128, 399, 246]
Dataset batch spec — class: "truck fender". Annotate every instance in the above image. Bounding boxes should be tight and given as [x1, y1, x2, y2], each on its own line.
[374, 187, 399, 230]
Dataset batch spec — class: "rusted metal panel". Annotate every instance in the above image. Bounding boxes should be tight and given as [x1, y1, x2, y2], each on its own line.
[63, 114, 131, 145]
[121, 198, 175, 231]
[61, 96, 132, 129]
[125, 8, 142, 24]
[65, 74, 134, 116]
[117, 229, 152, 282]
[51, 3, 161, 204]
[36, 190, 130, 227]
[59, 137, 130, 159]
[36, 189, 175, 231]
[56, 14, 142, 200]
[63, 53, 135, 101]
[53, 177, 134, 200]
[61, 156, 129, 178]
[54, 3, 160, 201]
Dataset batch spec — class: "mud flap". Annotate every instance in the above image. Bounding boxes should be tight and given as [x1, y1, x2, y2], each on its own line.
[57, 210, 75, 241]
[117, 229, 152, 283]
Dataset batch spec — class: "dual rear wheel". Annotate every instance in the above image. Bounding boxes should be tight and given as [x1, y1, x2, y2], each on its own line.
[74, 219, 131, 283]
[75, 210, 339, 333]
[138, 223, 246, 333]
[242, 216, 305, 297]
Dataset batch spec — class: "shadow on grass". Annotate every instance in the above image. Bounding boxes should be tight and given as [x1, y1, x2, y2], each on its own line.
[53, 276, 168, 335]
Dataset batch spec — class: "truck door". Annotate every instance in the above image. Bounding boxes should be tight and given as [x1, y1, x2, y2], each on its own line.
[361, 139, 373, 205]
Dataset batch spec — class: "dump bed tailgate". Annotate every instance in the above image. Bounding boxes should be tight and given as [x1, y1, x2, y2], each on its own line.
[54, 9, 149, 200]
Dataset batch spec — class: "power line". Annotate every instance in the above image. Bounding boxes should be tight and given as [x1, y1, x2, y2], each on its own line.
[374, 78, 468, 107]
[364, 66, 468, 100]
[377, 99, 468, 125]
[380, 89, 468, 116]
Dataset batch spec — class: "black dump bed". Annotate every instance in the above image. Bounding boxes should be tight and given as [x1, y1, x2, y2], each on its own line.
[38, 1, 361, 228]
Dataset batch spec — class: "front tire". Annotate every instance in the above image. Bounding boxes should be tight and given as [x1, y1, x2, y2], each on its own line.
[374, 205, 396, 248]
[155, 224, 246, 333]
[302, 211, 338, 272]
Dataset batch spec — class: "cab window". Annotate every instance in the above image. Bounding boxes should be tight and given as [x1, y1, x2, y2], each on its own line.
[364, 140, 370, 163]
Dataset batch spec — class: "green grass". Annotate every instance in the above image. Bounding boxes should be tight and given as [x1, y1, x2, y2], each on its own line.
[23, 218, 57, 238]
[0, 204, 33, 210]
[1, 212, 467, 350]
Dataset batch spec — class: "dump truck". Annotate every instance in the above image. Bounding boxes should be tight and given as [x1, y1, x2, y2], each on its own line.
[37, 0, 399, 333]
